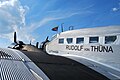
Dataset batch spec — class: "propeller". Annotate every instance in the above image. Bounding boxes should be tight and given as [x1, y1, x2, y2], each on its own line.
[30, 40, 31, 45]
[36, 42, 39, 48]
[40, 36, 49, 50]
[45, 36, 49, 42]
[12, 32, 25, 49]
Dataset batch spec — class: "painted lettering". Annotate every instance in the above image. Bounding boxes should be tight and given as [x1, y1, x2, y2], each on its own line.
[84, 48, 90, 51]
[66, 45, 83, 51]
[91, 46, 113, 53]
[109, 46, 113, 53]
[49, 50, 59, 53]
[66, 45, 69, 50]
[66, 45, 113, 53]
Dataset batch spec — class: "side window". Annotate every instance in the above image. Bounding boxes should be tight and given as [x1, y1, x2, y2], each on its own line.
[67, 38, 73, 44]
[89, 37, 99, 43]
[105, 36, 117, 44]
[76, 37, 84, 44]
[58, 38, 64, 44]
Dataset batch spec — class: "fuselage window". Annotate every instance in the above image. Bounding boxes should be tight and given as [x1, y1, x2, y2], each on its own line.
[105, 36, 117, 44]
[58, 38, 64, 44]
[89, 37, 99, 43]
[67, 38, 73, 44]
[76, 37, 84, 44]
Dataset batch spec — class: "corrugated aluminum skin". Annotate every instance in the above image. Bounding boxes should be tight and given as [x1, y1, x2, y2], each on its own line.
[0, 48, 49, 80]
[0, 48, 22, 60]
[1, 60, 36, 80]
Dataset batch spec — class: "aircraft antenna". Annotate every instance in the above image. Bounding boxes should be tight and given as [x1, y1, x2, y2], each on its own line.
[61, 23, 64, 32]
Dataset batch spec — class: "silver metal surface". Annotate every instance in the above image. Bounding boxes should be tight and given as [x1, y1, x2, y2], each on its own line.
[0, 48, 49, 80]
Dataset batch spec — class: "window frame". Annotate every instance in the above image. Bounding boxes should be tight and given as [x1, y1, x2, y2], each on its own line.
[66, 38, 73, 44]
[89, 36, 99, 43]
[105, 35, 117, 44]
[76, 37, 84, 44]
[58, 38, 64, 44]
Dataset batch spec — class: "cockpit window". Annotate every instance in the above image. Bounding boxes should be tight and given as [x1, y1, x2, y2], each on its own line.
[58, 38, 64, 44]
[89, 37, 99, 43]
[105, 36, 117, 44]
[76, 37, 84, 44]
[67, 38, 73, 44]
[51, 34, 57, 41]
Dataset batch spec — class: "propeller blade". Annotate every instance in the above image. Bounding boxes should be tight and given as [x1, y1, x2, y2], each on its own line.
[14, 32, 17, 43]
[46, 36, 49, 41]
[36, 42, 39, 48]
[30, 40, 31, 45]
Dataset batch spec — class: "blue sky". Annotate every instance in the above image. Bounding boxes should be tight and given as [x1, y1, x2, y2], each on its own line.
[0, 0, 120, 48]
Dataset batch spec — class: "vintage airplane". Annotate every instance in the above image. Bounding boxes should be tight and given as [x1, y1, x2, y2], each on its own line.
[46, 26, 120, 80]
[1, 26, 119, 80]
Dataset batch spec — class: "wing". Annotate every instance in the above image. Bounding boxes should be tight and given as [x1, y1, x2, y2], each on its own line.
[0, 48, 49, 80]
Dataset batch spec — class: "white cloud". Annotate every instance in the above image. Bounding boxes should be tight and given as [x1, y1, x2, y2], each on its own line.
[0, 0, 25, 32]
[0, 0, 16, 7]
[0, 0, 35, 44]
[29, 13, 77, 31]
[29, 9, 93, 31]
[0, 0, 94, 46]
[112, 0, 120, 12]
[112, 7, 119, 12]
